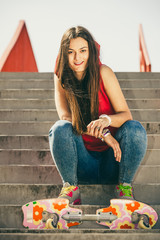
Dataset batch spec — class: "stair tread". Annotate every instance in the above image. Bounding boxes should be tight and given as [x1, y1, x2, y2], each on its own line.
[0, 228, 160, 233]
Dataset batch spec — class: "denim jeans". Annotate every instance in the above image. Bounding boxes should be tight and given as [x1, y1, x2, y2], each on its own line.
[49, 120, 147, 185]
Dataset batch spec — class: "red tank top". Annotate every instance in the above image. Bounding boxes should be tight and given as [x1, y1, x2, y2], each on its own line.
[82, 73, 117, 152]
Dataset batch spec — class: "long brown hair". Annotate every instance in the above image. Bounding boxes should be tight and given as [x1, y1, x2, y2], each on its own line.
[55, 26, 100, 134]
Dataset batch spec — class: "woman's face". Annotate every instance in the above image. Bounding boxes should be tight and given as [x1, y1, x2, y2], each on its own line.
[68, 37, 89, 80]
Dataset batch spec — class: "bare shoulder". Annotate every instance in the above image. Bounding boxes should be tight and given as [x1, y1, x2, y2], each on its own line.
[100, 64, 118, 86]
[100, 64, 113, 74]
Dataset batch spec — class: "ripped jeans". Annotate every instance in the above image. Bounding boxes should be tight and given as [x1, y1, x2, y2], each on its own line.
[49, 120, 147, 185]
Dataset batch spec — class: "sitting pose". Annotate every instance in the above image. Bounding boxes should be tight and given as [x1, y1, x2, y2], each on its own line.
[49, 26, 147, 205]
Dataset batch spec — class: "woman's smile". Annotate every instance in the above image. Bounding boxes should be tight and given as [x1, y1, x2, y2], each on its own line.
[74, 61, 84, 66]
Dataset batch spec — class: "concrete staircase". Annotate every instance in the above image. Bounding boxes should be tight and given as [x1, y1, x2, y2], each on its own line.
[0, 72, 160, 239]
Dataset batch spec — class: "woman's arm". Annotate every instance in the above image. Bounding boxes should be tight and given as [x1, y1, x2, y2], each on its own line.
[86, 65, 132, 162]
[87, 64, 133, 136]
[54, 74, 72, 122]
[100, 64, 133, 127]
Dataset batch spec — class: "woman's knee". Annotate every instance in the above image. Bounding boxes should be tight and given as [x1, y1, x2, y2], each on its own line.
[49, 120, 72, 140]
[125, 120, 146, 137]
[122, 120, 147, 149]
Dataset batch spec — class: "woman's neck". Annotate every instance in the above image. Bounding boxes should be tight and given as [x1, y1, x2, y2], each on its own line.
[74, 71, 86, 80]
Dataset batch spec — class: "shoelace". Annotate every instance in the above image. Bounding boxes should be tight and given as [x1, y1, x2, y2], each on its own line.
[119, 184, 133, 197]
[59, 185, 76, 197]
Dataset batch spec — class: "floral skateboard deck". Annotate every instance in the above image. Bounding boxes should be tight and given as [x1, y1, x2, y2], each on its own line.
[22, 198, 82, 229]
[96, 199, 158, 229]
[22, 198, 158, 230]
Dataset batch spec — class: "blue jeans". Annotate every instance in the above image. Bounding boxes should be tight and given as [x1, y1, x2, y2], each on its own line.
[49, 120, 147, 185]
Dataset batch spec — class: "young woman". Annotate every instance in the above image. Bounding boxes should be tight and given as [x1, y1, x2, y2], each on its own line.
[49, 26, 147, 205]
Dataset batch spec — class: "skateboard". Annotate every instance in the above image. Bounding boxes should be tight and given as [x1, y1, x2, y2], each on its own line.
[22, 198, 158, 230]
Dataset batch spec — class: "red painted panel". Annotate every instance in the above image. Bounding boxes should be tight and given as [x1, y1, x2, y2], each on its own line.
[139, 24, 151, 72]
[0, 20, 38, 72]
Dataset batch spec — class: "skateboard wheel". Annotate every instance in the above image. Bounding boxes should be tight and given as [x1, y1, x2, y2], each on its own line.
[46, 218, 54, 229]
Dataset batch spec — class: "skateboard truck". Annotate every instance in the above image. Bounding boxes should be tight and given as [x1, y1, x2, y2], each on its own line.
[131, 212, 151, 229]
[62, 211, 117, 223]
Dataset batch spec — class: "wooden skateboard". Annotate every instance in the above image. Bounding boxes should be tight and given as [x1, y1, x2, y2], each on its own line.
[22, 198, 158, 229]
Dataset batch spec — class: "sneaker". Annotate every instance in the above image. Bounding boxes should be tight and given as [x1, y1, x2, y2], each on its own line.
[115, 183, 134, 200]
[58, 182, 81, 205]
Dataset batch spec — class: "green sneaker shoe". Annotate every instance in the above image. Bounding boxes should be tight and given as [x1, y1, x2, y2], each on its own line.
[116, 183, 134, 200]
[58, 182, 81, 205]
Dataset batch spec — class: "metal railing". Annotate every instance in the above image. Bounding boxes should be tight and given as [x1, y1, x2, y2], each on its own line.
[139, 24, 151, 72]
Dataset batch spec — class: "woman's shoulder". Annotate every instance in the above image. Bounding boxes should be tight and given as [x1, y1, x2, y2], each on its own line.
[100, 64, 116, 83]
[100, 64, 114, 75]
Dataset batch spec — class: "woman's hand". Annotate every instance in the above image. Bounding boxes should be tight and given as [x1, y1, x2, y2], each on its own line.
[87, 119, 121, 162]
[103, 134, 121, 162]
[87, 118, 110, 138]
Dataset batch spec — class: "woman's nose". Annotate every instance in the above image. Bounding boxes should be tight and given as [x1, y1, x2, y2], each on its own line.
[74, 52, 80, 61]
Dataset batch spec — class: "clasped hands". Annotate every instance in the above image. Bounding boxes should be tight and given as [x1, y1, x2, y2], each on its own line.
[87, 118, 121, 162]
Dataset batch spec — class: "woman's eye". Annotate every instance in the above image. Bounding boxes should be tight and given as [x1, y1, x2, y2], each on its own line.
[81, 49, 86, 53]
[68, 51, 73, 54]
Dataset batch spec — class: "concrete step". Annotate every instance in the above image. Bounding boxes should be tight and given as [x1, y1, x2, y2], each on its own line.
[131, 109, 160, 122]
[134, 165, 160, 183]
[141, 122, 160, 134]
[119, 80, 160, 88]
[0, 164, 160, 184]
[0, 204, 159, 229]
[0, 134, 159, 149]
[0, 72, 54, 79]
[0, 149, 159, 166]
[0, 99, 160, 109]
[0, 183, 159, 205]
[0, 88, 160, 99]
[0, 109, 159, 122]
[0, 71, 160, 80]
[0, 165, 61, 184]
[0, 122, 54, 135]
[1, 79, 160, 89]
[127, 99, 160, 109]
[122, 88, 160, 98]
[0, 99, 54, 109]
[0, 80, 54, 89]
[0, 109, 58, 121]
[0, 229, 160, 240]
[115, 72, 160, 79]
[0, 76, 160, 89]
[0, 150, 53, 165]
[0, 121, 159, 135]
[0, 89, 55, 99]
